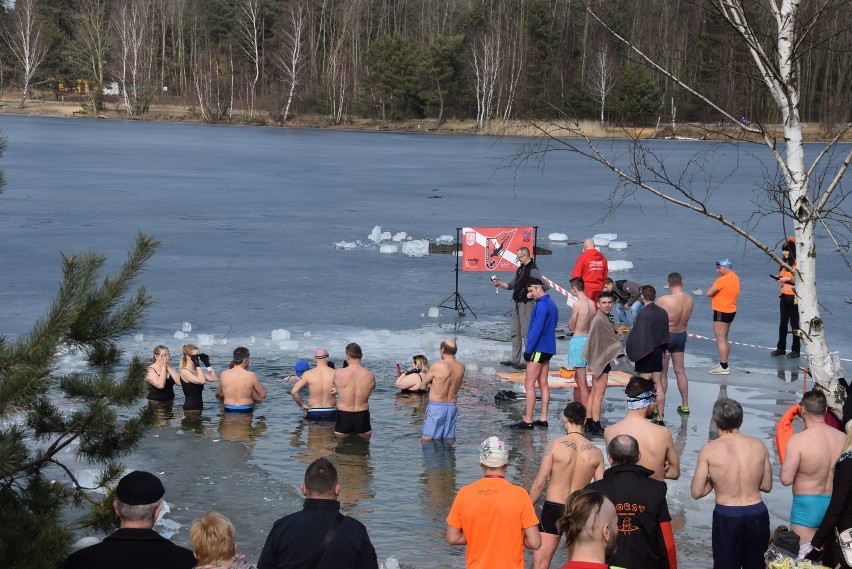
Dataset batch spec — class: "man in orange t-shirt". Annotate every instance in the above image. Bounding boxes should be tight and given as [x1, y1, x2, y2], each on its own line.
[447, 437, 541, 568]
[706, 258, 740, 375]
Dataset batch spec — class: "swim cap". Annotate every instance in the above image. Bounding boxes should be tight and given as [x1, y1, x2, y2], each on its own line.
[294, 360, 310, 377]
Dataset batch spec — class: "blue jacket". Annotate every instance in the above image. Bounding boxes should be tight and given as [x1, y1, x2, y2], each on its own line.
[526, 294, 558, 355]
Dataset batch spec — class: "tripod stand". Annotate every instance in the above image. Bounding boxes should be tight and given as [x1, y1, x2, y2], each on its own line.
[438, 228, 476, 317]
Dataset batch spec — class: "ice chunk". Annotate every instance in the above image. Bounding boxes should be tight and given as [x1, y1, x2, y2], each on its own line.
[379, 244, 399, 254]
[197, 334, 214, 346]
[608, 241, 627, 250]
[608, 260, 634, 271]
[594, 233, 617, 241]
[380, 558, 400, 569]
[133, 334, 144, 342]
[277, 340, 299, 350]
[428, 307, 440, 318]
[392, 232, 408, 242]
[334, 241, 357, 250]
[436, 234, 454, 245]
[548, 233, 569, 241]
[402, 239, 429, 257]
[250, 336, 256, 343]
[156, 517, 181, 539]
[182, 322, 192, 332]
[271, 329, 291, 340]
[173, 331, 187, 339]
[368, 225, 383, 243]
[593, 236, 611, 246]
[380, 231, 392, 241]
[692, 288, 704, 295]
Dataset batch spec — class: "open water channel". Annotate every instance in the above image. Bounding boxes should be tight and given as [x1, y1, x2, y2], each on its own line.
[0, 115, 850, 567]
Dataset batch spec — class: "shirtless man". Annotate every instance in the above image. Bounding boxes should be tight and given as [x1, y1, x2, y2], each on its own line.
[529, 402, 604, 569]
[691, 397, 772, 569]
[605, 376, 679, 481]
[656, 272, 694, 414]
[421, 339, 465, 442]
[290, 348, 337, 422]
[217, 347, 267, 412]
[567, 277, 595, 409]
[332, 343, 376, 439]
[780, 390, 846, 544]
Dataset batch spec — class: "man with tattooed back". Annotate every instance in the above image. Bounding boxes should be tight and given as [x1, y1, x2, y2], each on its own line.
[529, 402, 605, 569]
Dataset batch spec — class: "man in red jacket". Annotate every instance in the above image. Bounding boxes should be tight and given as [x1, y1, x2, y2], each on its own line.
[571, 239, 609, 304]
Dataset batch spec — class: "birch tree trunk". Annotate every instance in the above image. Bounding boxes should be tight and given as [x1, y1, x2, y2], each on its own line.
[236, 0, 261, 119]
[1, 0, 49, 109]
[276, 2, 308, 122]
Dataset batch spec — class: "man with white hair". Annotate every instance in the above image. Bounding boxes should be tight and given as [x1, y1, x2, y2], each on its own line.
[447, 436, 541, 568]
[63, 471, 196, 569]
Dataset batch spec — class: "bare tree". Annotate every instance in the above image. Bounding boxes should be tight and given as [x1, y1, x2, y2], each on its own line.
[193, 47, 231, 123]
[1, 0, 49, 109]
[112, 0, 157, 116]
[523, 0, 852, 406]
[498, 2, 526, 125]
[236, 0, 262, 119]
[585, 43, 615, 125]
[72, 0, 109, 113]
[275, 1, 308, 122]
[471, 30, 501, 130]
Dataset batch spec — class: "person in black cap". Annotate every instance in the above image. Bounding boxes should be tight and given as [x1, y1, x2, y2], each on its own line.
[63, 470, 196, 569]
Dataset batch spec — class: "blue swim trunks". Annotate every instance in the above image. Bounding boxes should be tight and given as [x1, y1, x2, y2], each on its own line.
[224, 404, 253, 413]
[568, 335, 588, 368]
[421, 402, 458, 439]
[790, 494, 831, 528]
[668, 331, 687, 353]
[305, 407, 337, 422]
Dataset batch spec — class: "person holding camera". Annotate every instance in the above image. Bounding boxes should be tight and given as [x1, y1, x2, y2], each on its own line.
[179, 344, 218, 412]
[491, 247, 548, 370]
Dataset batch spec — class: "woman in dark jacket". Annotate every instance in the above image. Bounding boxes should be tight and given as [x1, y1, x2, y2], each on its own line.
[770, 238, 800, 358]
[809, 421, 852, 568]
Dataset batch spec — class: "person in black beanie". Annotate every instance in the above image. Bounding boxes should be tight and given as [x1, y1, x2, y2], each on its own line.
[63, 471, 195, 569]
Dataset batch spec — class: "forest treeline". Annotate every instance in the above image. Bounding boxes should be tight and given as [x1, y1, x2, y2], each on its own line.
[1, 0, 850, 127]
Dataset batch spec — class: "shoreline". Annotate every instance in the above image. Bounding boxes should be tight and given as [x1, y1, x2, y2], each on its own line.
[2, 95, 849, 143]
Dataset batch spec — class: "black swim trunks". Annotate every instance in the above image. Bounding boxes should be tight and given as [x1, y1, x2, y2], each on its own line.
[713, 310, 736, 324]
[524, 352, 553, 363]
[635, 345, 665, 374]
[538, 500, 564, 535]
[334, 409, 372, 434]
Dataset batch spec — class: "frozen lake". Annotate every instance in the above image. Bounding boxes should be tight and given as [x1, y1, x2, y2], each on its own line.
[0, 115, 850, 568]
